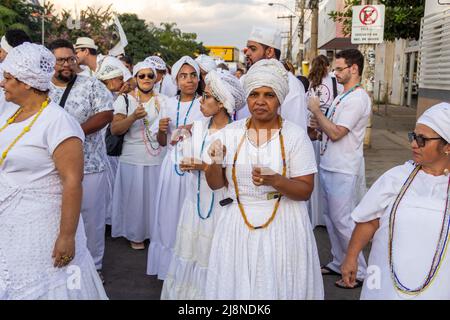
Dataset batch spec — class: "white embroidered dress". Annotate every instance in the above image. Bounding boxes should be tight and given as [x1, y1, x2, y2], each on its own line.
[205, 119, 324, 300]
[0, 102, 107, 300]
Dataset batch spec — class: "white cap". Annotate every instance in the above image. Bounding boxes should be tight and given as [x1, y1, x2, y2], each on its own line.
[145, 56, 166, 71]
[74, 37, 98, 50]
[133, 61, 157, 78]
[195, 54, 217, 73]
[248, 27, 282, 50]
[417, 103, 450, 143]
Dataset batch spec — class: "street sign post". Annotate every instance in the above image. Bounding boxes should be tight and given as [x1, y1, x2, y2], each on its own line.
[351, 5, 385, 44]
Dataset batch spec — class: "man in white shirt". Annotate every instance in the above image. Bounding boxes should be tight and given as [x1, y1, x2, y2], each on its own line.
[308, 49, 370, 289]
[48, 39, 114, 281]
[235, 26, 308, 130]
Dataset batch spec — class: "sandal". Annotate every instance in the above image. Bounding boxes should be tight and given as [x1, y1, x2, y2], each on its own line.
[130, 241, 145, 250]
[321, 265, 341, 276]
[334, 278, 363, 289]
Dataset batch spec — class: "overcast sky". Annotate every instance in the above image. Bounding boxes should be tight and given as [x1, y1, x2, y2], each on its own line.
[50, 0, 299, 50]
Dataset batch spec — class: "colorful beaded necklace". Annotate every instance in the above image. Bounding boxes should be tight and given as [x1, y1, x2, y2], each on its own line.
[320, 83, 361, 156]
[137, 91, 162, 157]
[0, 98, 50, 166]
[174, 96, 196, 176]
[232, 116, 286, 230]
[388, 164, 450, 296]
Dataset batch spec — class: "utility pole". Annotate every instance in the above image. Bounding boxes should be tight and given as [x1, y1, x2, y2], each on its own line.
[296, 0, 306, 70]
[309, 0, 319, 61]
[277, 15, 296, 62]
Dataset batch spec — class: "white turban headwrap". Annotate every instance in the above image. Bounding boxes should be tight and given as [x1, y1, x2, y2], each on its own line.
[195, 54, 217, 73]
[1, 42, 55, 91]
[171, 56, 200, 84]
[133, 61, 157, 78]
[205, 70, 246, 116]
[1, 36, 13, 53]
[96, 56, 132, 82]
[243, 59, 289, 105]
[417, 102, 450, 143]
[145, 56, 166, 71]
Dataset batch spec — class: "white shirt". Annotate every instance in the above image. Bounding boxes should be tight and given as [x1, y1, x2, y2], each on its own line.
[154, 75, 178, 98]
[235, 72, 309, 130]
[320, 88, 371, 176]
[307, 74, 344, 115]
[49, 75, 114, 174]
[0, 102, 85, 185]
[113, 93, 168, 166]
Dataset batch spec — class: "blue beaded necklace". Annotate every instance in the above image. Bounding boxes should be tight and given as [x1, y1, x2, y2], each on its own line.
[174, 96, 196, 176]
[196, 116, 232, 220]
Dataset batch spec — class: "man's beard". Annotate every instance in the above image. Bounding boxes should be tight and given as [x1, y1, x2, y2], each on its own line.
[56, 70, 75, 83]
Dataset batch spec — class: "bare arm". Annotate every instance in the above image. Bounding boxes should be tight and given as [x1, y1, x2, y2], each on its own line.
[311, 108, 349, 142]
[81, 110, 113, 136]
[341, 219, 380, 286]
[52, 137, 84, 268]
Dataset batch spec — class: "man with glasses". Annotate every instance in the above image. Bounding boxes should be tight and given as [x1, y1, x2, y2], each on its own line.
[308, 49, 371, 289]
[48, 39, 115, 283]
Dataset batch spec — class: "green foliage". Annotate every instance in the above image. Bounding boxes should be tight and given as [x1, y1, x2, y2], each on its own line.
[328, 0, 425, 41]
[0, 0, 207, 66]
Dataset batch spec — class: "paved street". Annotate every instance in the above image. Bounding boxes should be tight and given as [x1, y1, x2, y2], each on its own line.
[102, 105, 416, 300]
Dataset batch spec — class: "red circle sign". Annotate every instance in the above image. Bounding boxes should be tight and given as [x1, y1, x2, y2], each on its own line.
[359, 5, 378, 25]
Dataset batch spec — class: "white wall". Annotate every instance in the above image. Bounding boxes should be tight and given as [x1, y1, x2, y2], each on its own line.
[318, 0, 337, 48]
[425, 0, 450, 16]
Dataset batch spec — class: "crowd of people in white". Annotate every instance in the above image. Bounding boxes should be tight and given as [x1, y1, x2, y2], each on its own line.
[0, 26, 449, 300]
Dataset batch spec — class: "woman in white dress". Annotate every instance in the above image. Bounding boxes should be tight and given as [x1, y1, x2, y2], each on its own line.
[147, 56, 205, 280]
[110, 61, 167, 250]
[307, 55, 343, 229]
[204, 59, 324, 300]
[0, 43, 107, 300]
[341, 102, 450, 299]
[161, 70, 246, 299]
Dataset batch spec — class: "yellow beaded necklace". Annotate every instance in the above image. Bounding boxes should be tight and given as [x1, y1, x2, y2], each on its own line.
[232, 116, 287, 230]
[0, 98, 50, 166]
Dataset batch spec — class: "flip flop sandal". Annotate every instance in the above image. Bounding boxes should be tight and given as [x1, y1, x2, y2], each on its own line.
[334, 278, 363, 289]
[321, 265, 341, 276]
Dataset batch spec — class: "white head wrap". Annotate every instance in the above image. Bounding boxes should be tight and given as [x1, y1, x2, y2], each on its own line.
[205, 70, 246, 115]
[243, 59, 289, 105]
[1, 42, 55, 91]
[248, 27, 282, 50]
[96, 56, 132, 82]
[417, 102, 450, 143]
[145, 56, 166, 71]
[97, 63, 123, 81]
[195, 54, 217, 73]
[133, 61, 157, 78]
[1, 36, 13, 53]
[171, 56, 200, 84]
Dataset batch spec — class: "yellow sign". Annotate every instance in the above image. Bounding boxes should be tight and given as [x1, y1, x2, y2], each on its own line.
[206, 46, 239, 62]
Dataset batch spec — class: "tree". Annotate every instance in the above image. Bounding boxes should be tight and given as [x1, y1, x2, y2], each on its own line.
[329, 0, 425, 41]
[0, 0, 42, 41]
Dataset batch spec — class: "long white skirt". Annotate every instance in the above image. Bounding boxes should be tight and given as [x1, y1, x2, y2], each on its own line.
[105, 155, 119, 225]
[308, 141, 325, 228]
[161, 172, 225, 300]
[0, 172, 107, 300]
[111, 162, 161, 242]
[147, 148, 188, 280]
[205, 198, 324, 300]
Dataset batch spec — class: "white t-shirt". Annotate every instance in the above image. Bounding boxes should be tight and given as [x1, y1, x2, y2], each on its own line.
[320, 88, 371, 176]
[307, 74, 344, 115]
[154, 75, 178, 98]
[0, 102, 85, 185]
[113, 93, 167, 166]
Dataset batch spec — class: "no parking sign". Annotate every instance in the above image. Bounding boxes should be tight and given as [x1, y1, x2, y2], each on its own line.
[351, 5, 385, 44]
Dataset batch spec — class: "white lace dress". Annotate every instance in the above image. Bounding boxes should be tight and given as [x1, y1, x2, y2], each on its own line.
[205, 119, 324, 300]
[0, 102, 107, 300]
[161, 119, 226, 299]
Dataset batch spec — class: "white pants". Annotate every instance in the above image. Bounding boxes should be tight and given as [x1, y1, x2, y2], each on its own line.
[81, 172, 107, 270]
[320, 169, 367, 280]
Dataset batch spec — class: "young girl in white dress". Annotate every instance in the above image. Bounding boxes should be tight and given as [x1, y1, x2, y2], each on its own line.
[147, 56, 205, 280]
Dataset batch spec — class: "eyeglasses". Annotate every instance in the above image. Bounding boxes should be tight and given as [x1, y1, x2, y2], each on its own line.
[202, 91, 219, 102]
[334, 66, 351, 73]
[408, 132, 443, 148]
[55, 57, 77, 66]
[138, 73, 155, 80]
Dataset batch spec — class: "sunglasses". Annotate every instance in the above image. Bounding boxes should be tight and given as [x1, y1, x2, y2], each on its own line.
[138, 73, 155, 80]
[408, 132, 443, 148]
